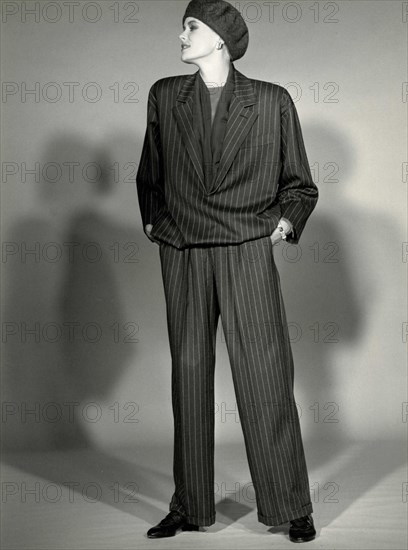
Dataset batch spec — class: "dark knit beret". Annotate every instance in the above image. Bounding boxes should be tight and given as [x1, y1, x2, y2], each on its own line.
[182, 0, 249, 61]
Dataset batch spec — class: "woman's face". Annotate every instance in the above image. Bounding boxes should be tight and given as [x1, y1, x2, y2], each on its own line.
[179, 17, 221, 63]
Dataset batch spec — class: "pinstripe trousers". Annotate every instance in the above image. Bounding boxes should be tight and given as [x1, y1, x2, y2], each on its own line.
[159, 235, 313, 527]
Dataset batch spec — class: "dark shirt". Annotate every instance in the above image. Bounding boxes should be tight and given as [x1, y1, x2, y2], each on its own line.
[193, 64, 234, 192]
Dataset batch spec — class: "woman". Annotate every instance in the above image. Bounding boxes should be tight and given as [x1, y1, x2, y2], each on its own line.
[136, 0, 318, 543]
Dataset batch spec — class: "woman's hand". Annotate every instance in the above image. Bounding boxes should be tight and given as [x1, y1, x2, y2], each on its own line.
[145, 224, 161, 244]
[270, 226, 283, 246]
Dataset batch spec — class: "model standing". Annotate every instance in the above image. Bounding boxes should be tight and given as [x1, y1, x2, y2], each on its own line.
[136, 0, 318, 543]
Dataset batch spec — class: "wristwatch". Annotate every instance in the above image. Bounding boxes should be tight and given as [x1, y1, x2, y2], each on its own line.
[277, 223, 287, 240]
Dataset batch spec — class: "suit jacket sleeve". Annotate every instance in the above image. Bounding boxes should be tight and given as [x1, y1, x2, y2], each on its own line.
[277, 89, 318, 244]
[136, 82, 165, 237]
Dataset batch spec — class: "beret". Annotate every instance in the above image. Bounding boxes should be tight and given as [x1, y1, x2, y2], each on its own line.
[182, 0, 249, 61]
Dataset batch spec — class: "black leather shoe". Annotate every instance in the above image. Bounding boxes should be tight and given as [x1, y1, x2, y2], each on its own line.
[289, 515, 316, 543]
[146, 511, 199, 538]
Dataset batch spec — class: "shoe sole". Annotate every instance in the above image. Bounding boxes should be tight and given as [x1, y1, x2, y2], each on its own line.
[289, 534, 316, 543]
[147, 524, 199, 538]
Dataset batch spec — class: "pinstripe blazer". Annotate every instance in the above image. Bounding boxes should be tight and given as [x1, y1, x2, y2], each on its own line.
[136, 63, 318, 249]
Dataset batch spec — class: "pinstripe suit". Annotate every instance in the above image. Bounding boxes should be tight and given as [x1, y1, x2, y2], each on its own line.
[136, 63, 318, 526]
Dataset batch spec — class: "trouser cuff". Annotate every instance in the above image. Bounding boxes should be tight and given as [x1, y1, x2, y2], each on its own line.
[258, 502, 313, 526]
[169, 505, 215, 527]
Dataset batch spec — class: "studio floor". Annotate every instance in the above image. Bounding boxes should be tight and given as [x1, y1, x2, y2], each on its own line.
[1, 438, 407, 550]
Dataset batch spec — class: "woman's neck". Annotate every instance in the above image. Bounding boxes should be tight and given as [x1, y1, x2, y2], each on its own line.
[198, 59, 231, 88]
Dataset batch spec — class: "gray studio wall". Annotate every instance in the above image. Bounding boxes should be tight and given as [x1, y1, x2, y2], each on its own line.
[1, 0, 406, 451]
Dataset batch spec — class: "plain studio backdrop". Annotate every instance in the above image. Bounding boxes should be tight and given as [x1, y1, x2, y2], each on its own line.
[1, 1, 407, 549]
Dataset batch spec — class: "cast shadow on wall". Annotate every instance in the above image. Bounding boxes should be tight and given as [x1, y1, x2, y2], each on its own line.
[2, 132, 148, 450]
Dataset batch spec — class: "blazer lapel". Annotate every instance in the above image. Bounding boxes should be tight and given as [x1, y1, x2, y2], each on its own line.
[172, 73, 205, 191]
[172, 64, 259, 195]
